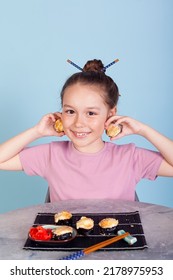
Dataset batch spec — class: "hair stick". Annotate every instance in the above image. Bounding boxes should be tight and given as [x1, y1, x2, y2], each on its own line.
[103, 59, 119, 71]
[67, 59, 83, 71]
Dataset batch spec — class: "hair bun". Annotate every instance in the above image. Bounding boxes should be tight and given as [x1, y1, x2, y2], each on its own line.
[83, 59, 105, 73]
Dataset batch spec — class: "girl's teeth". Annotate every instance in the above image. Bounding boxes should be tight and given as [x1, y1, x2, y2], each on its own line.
[77, 133, 86, 136]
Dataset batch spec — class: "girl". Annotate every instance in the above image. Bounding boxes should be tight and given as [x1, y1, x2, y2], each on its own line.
[0, 59, 173, 202]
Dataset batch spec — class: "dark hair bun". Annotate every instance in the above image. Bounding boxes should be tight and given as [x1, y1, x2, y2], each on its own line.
[83, 59, 104, 73]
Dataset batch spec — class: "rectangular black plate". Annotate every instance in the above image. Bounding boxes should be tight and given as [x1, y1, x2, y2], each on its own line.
[23, 211, 148, 251]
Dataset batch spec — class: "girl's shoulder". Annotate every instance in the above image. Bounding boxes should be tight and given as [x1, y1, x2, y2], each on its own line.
[105, 141, 136, 152]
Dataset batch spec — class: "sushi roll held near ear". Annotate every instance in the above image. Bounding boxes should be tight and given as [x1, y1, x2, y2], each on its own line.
[106, 124, 122, 138]
[76, 216, 94, 235]
[54, 119, 64, 133]
[54, 211, 72, 225]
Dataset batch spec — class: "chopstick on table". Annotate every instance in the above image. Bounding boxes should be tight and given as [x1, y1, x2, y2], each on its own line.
[84, 231, 129, 255]
[60, 232, 129, 260]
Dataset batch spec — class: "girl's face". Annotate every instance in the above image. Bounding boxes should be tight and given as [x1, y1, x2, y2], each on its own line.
[61, 83, 116, 153]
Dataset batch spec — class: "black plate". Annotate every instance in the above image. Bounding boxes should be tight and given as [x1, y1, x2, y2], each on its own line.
[28, 225, 77, 244]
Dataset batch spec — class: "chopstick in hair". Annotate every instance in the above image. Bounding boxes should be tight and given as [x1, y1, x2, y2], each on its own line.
[103, 59, 119, 71]
[67, 59, 83, 71]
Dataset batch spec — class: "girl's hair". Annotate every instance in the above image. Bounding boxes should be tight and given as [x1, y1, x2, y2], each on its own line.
[60, 59, 119, 109]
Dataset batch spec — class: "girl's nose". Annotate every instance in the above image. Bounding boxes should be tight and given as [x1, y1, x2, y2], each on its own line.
[74, 114, 85, 128]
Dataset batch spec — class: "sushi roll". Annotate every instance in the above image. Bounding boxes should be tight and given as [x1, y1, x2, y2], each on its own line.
[54, 119, 64, 133]
[99, 218, 119, 235]
[54, 211, 72, 225]
[76, 216, 94, 235]
[52, 226, 73, 240]
[106, 124, 122, 137]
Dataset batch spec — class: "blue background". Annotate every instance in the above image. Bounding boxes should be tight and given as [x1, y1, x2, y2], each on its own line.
[0, 0, 173, 213]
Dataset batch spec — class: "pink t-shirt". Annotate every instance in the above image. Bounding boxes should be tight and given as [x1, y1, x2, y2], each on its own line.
[19, 141, 163, 201]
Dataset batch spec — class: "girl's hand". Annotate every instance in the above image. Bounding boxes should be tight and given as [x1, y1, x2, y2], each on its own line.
[35, 113, 65, 137]
[105, 115, 145, 140]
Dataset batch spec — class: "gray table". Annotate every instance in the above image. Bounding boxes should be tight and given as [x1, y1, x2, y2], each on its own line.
[0, 199, 173, 259]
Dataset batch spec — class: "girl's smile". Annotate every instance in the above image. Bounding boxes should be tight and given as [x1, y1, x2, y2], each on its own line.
[71, 131, 91, 138]
[61, 83, 115, 153]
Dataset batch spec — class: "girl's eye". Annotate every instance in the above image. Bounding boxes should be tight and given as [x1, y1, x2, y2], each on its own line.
[65, 109, 75, 114]
[87, 111, 96, 116]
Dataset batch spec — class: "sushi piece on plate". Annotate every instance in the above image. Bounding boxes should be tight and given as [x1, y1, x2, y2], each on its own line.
[99, 218, 119, 235]
[76, 216, 94, 235]
[54, 211, 72, 225]
[52, 226, 74, 240]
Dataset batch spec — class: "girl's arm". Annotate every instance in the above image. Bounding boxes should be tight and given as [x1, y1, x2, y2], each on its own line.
[105, 116, 173, 177]
[0, 113, 64, 171]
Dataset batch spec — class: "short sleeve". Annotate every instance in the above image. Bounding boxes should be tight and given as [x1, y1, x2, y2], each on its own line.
[19, 144, 50, 177]
[133, 147, 163, 182]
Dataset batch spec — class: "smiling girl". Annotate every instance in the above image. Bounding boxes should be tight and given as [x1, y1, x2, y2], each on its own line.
[0, 59, 173, 201]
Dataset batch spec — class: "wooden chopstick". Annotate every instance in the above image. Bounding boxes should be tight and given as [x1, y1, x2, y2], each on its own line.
[83, 232, 129, 255]
[60, 232, 130, 260]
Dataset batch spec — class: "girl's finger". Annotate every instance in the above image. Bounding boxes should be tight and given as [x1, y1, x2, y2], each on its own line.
[54, 112, 62, 120]
[105, 115, 123, 128]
